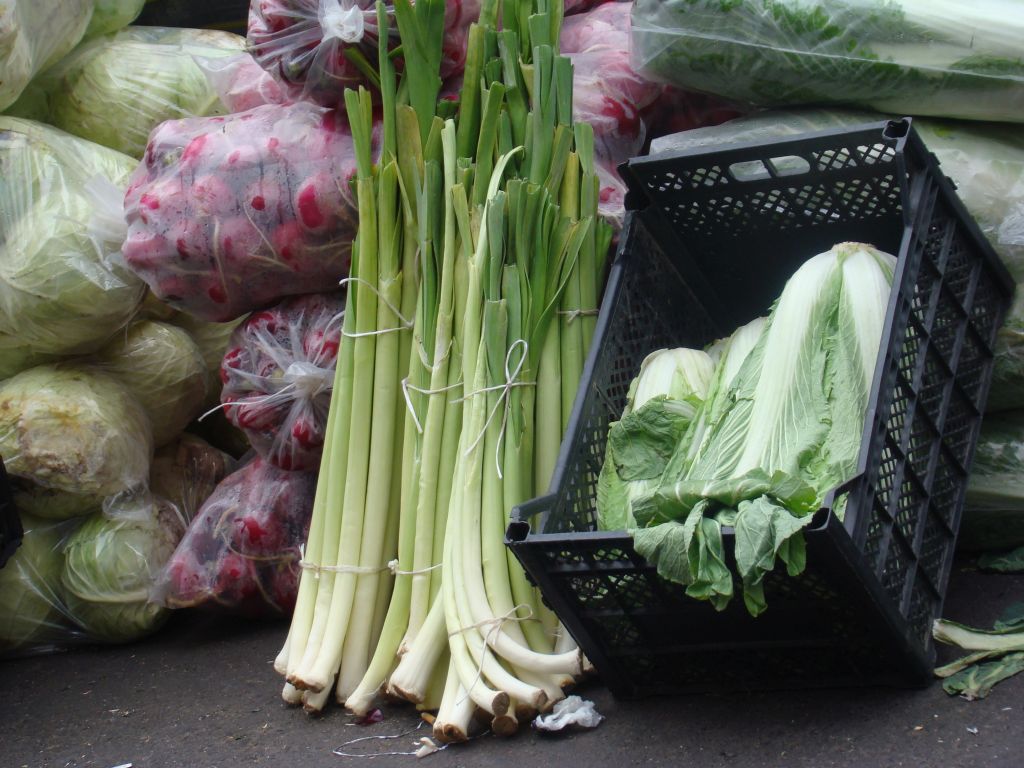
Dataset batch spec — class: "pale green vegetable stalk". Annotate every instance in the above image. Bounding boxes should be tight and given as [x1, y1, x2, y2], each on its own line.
[611, 243, 896, 616]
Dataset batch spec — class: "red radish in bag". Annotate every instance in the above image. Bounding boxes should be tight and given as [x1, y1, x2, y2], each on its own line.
[219, 292, 344, 472]
[248, 0, 481, 108]
[157, 457, 317, 617]
[123, 102, 374, 321]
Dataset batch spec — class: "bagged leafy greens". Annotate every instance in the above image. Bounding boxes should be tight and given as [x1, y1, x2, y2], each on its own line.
[83, 0, 146, 39]
[169, 313, 246, 408]
[0, 514, 71, 653]
[958, 411, 1024, 552]
[988, 291, 1024, 413]
[632, 0, 1024, 123]
[599, 243, 895, 616]
[9, 482, 102, 522]
[92, 320, 208, 448]
[220, 293, 343, 471]
[0, 117, 143, 376]
[7, 27, 246, 158]
[0, 365, 153, 498]
[157, 457, 317, 617]
[0, 0, 93, 111]
[123, 102, 367, 321]
[62, 493, 185, 643]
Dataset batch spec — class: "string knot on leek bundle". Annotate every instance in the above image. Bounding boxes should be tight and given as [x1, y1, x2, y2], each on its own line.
[598, 242, 896, 616]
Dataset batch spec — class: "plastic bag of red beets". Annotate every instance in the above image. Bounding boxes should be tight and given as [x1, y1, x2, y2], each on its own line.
[247, 0, 479, 108]
[156, 457, 317, 617]
[122, 102, 373, 322]
[220, 292, 344, 472]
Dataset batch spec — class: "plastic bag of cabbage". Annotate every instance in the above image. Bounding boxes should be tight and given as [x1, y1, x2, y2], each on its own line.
[0, 0, 93, 111]
[0, 117, 144, 379]
[7, 26, 246, 158]
[958, 411, 1024, 552]
[631, 0, 1024, 123]
[1, 434, 233, 654]
[0, 495, 183, 653]
[598, 243, 895, 616]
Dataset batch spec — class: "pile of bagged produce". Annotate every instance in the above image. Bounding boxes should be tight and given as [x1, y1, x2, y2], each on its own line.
[2, 0, 1023, 737]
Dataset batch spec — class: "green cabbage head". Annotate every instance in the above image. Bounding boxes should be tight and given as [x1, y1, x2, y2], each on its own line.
[93, 321, 208, 448]
[62, 494, 183, 643]
[0, 365, 153, 497]
[83, 0, 146, 39]
[0, 117, 143, 371]
[8, 26, 245, 158]
[0, 513, 67, 652]
[11, 479, 103, 522]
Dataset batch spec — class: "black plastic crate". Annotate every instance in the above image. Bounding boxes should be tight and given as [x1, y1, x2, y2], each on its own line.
[0, 461, 22, 569]
[507, 120, 1015, 698]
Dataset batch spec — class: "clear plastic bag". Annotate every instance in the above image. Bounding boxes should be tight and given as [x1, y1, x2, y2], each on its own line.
[960, 411, 1024, 552]
[0, 0, 94, 111]
[0, 493, 186, 655]
[0, 514, 77, 654]
[0, 117, 144, 377]
[149, 433, 237, 526]
[83, 0, 146, 39]
[7, 26, 246, 159]
[61, 493, 185, 643]
[631, 0, 1024, 123]
[988, 291, 1024, 414]
[196, 51, 291, 113]
[123, 102, 368, 322]
[91, 320, 209, 448]
[157, 457, 317, 617]
[0, 365, 153, 498]
[220, 293, 344, 471]
[247, 0, 478, 108]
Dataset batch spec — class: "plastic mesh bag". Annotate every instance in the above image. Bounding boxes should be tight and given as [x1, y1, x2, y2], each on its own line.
[631, 0, 1024, 123]
[0, 118, 144, 376]
[0, 0, 94, 111]
[648, 109, 1024, 284]
[7, 27, 246, 159]
[247, 0, 479, 108]
[123, 102, 368, 322]
[220, 293, 344, 471]
[157, 457, 317, 617]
